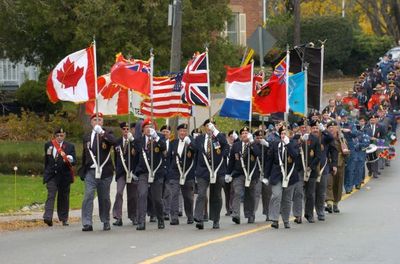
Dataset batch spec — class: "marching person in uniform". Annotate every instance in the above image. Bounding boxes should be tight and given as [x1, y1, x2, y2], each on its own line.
[43, 128, 76, 227]
[80, 113, 117, 231]
[160, 125, 172, 221]
[223, 130, 238, 216]
[265, 127, 300, 229]
[303, 119, 321, 223]
[134, 118, 167, 230]
[167, 123, 196, 225]
[226, 126, 262, 224]
[112, 122, 138, 226]
[193, 119, 228, 230]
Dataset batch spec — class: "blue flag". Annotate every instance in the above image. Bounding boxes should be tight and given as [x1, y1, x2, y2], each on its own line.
[288, 71, 306, 115]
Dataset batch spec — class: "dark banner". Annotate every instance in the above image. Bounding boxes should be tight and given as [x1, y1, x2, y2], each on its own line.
[289, 46, 322, 111]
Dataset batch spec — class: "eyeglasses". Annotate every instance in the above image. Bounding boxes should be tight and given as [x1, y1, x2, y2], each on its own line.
[122, 128, 130, 131]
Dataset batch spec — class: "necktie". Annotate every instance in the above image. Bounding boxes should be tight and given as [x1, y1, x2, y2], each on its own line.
[242, 143, 248, 158]
[146, 137, 151, 150]
[207, 137, 212, 160]
[123, 139, 128, 154]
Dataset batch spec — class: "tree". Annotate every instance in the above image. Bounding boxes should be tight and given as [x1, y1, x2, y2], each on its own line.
[16, 80, 61, 114]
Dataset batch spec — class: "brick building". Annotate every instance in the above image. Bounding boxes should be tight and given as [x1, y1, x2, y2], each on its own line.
[226, 0, 263, 46]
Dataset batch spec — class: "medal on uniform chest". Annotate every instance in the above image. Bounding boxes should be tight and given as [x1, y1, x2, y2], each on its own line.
[187, 151, 192, 158]
[155, 147, 160, 153]
[102, 142, 107, 149]
[310, 149, 314, 157]
[251, 155, 255, 161]
[288, 156, 293, 163]
[216, 148, 221, 155]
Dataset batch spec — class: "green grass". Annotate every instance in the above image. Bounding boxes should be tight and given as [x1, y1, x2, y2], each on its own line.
[0, 174, 85, 213]
[324, 77, 356, 94]
[0, 141, 43, 155]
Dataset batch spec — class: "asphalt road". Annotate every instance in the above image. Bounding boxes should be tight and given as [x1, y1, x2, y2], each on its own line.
[1, 156, 399, 264]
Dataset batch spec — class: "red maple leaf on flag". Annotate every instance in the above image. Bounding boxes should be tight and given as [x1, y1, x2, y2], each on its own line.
[56, 58, 84, 94]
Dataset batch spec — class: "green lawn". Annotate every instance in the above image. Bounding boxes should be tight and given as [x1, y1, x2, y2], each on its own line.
[0, 141, 43, 155]
[0, 174, 85, 213]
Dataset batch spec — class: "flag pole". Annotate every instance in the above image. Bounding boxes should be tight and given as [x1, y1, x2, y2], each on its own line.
[181, 116, 191, 185]
[127, 89, 132, 183]
[247, 61, 254, 186]
[150, 49, 155, 182]
[205, 47, 215, 184]
[284, 45, 290, 123]
[93, 37, 101, 179]
[319, 41, 325, 112]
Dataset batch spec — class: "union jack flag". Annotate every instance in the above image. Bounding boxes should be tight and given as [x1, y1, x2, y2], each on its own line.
[181, 52, 210, 106]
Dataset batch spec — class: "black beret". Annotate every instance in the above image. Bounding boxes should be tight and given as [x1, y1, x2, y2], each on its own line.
[203, 118, 216, 127]
[119, 122, 128, 129]
[239, 126, 250, 134]
[54, 127, 64, 134]
[177, 123, 188, 130]
[228, 130, 236, 136]
[309, 120, 319, 127]
[326, 121, 337, 128]
[130, 122, 136, 129]
[160, 125, 171, 131]
[254, 129, 265, 137]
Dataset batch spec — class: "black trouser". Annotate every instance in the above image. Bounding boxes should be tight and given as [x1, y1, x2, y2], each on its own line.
[43, 177, 70, 222]
[169, 179, 194, 221]
[194, 177, 224, 223]
[304, 177, 317, 219]
[137, 174, 163, 224]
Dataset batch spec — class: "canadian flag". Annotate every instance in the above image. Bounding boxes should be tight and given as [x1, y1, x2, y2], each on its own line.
[47, 46, 96, 103]
[85, 74, 129, 116]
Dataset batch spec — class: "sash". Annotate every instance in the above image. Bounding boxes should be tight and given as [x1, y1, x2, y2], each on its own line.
[278, 143, 295, 188]
[176, 155, 194, 185]
[202, 153, 224, 184]
[52, 139, 74, 183]
[87, 142, 111, 179]
[240, 154, 258, 187]
[142, 149, 162, 183]
[317, 159, 328, 183]
[118, 145, 133, 183]
[300, 147, 311, 182]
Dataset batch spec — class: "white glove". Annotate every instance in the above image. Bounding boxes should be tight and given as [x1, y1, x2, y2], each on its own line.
[318, 123, 325, 131]
[225, 174, 232, 183]
[94, 124, 104, 134]
[247, 133, 254, 143]
[127, 132, 134, 142]
[259, 139, 269, 147]
[66, 155, 73, 163]
[262, 178, 269, 185]
[283, 136, 290, 145]
[232, 131, 238, 140]
[193, 133, 199, 139]
[183, 136, 191, 145]
[390, 134, 396, 140]
[207, 123, 220, 136]
[302, 133, 309, 141]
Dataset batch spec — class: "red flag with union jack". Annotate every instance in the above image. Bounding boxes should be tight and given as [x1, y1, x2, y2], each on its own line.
[181, 52, 210, 106]
[110, 53, 151, 97]
[253, 57, 287, 114]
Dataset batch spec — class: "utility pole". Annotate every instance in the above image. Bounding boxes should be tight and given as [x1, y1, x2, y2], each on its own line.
[342, 0, 346, 18]
[169, 0, 182, 132]
[293, 0, 301, 46]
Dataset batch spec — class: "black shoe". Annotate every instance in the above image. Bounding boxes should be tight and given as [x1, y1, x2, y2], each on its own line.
[345, 190, 352, 194]
[132, 219, 138, 225]
[318, 215, 325, 221]
[284, 222, 290, 229]
[368, 171, 372, 177]
[305, 216, 315, 223]
[212, 221, 220, 229]
[203, 215, 209, 222]
[158, 219, 165, 229]
[103, 222, 111, 231]
[170, 219, 179, 225]
[294, 217, 302, 224]
[325, 204, 333, 214]
[247, 216, 255, 224]
[82, 225, 93, 232]
[136, 223, 146, 230]
[333, 204, 340, 213]
[113, 219, 123, 226]
[164, 214, 170, 221]
[378, 171, 381, 175]
[187, 218, 194, 224]
[149, 216, 157, 222]
[178, 212, 183, 217]
[44, 219, 53, 227]
[196, 222, 204, 230]
[355, 185, 361, 190]
[271, 221, 279, 229]
[232, 216, 240, 224]
[265, 217, 271, 222]
[62, 221, 69, 226]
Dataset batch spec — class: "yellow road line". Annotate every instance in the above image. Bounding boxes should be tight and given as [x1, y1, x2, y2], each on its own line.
[139, 175, 374, 264]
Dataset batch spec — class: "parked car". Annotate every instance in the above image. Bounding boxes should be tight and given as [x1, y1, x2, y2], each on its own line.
[378, 46, 400, 66]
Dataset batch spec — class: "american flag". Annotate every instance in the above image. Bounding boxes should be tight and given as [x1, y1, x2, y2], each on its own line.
[181, 52, 210, 106]
[141, 76, 192, 118]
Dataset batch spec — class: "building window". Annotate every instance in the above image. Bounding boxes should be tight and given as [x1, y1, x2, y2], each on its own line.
[225, 12, 246, 46]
